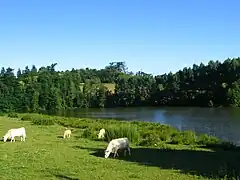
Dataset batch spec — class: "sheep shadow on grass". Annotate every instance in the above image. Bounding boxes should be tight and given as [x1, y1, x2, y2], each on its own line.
[0, 138, 22, 142]
[53, 174, 79, 180]
[77, 146, 240, 179]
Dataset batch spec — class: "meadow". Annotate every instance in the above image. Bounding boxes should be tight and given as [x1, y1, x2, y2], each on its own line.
[79, 83, 116, 93]
[0, 113, 239, 180]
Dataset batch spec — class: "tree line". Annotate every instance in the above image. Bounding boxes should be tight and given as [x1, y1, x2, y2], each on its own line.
[1, 58, 240, 113]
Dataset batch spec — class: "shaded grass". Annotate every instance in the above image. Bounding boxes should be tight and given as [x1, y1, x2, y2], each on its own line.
[0, 116, 239, 179]
[8, 112, 19, 118]
[85, 146, 240, 180]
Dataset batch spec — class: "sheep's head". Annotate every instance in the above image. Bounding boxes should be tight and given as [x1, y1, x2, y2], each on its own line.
[3, 134, 9, 142]
[104, 144, 113, 158]
[104, 149, 111, 158]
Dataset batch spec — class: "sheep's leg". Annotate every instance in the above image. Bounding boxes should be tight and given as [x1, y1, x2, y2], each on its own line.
[11, 137, 15, 142]
[20, 137, 22, 141]
[114, 150, 119, 157]
[128, 147, 131, 156]
[124, 149, 127, 156]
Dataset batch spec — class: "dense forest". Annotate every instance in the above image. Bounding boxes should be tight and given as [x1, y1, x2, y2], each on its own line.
[1, 57, 240, 113]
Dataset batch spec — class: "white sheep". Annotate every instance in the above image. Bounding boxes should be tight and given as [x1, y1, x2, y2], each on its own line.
[63, 128, 72, 138]
[3, 127, 26, 142]
[98, 128, 106, 139]
[105, 137, 131, 158]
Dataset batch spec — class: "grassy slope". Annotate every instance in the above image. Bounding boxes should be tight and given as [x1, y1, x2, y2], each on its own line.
[102, 83, 116, 93]
[0, 116, 237, 180]
[79, 83, 116, 93]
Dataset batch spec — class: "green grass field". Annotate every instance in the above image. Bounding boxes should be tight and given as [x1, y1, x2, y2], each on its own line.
[0, 116, 239, 180]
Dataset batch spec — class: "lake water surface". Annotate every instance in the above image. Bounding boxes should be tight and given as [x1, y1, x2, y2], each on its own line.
[51, 107, 240, 145]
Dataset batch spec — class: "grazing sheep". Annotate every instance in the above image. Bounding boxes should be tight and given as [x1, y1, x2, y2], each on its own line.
[3, 127, 26, 142]
[98, 128, 105, 139]
[63, 128, 71, 138]
[105, 137, 131, 158]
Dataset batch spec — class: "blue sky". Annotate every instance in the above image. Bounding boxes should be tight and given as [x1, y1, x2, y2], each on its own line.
[0, 0, 239, 75]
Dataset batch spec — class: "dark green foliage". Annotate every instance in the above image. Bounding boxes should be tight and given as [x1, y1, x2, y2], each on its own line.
[227, 79, 240, 107]
[197, 134, 220, 145]
[21, 113, 55, 125]
[139, 123, 179, 144]
[31, 116, 55, 125]
[81, 128, 98, 140]
[171, 131, 197, 145]
[138, 133, 161, 146]
[8, 112, 18, 118]
[1, 58, 240, 112]
[217, 141, 237, 150]
[204, 141, 237, 151]
[21, 114, 34, 121]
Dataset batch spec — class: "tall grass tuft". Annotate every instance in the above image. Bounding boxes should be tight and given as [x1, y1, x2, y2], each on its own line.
[21, 114, 34, 121]
[31, 116, 55, 125]
[81, 127, 98, 140]
[171, 131, 197, 145]
[8, 112, 19, 118]
[197, 134, 220, 145]
[104, 124, 140, 143]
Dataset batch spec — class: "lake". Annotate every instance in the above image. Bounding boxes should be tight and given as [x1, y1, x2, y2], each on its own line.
[50, 107, 240, 145]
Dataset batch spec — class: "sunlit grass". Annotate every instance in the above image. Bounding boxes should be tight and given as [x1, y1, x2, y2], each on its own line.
[102, 83, 116, 93]
[78, 83, 115, 93]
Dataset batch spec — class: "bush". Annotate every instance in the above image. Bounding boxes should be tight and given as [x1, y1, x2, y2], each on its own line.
[21, 115, 34, 121]
[8, 112, 18, 118]
[32, 117, 55, 125]
[138, 134, 161, 146]
[197, 134, 220, 145]
[171, 131, 197, 145]
[81, 127, 98, 140]
[56, 118, 96, 129]
[139, 124, 178, 143]
[105, 124, 140, 143]
[217, 141, 237, 150]
[199, 135, 237, 150]
[171, 132, 183, 144]
[181, 130, 197, 145]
